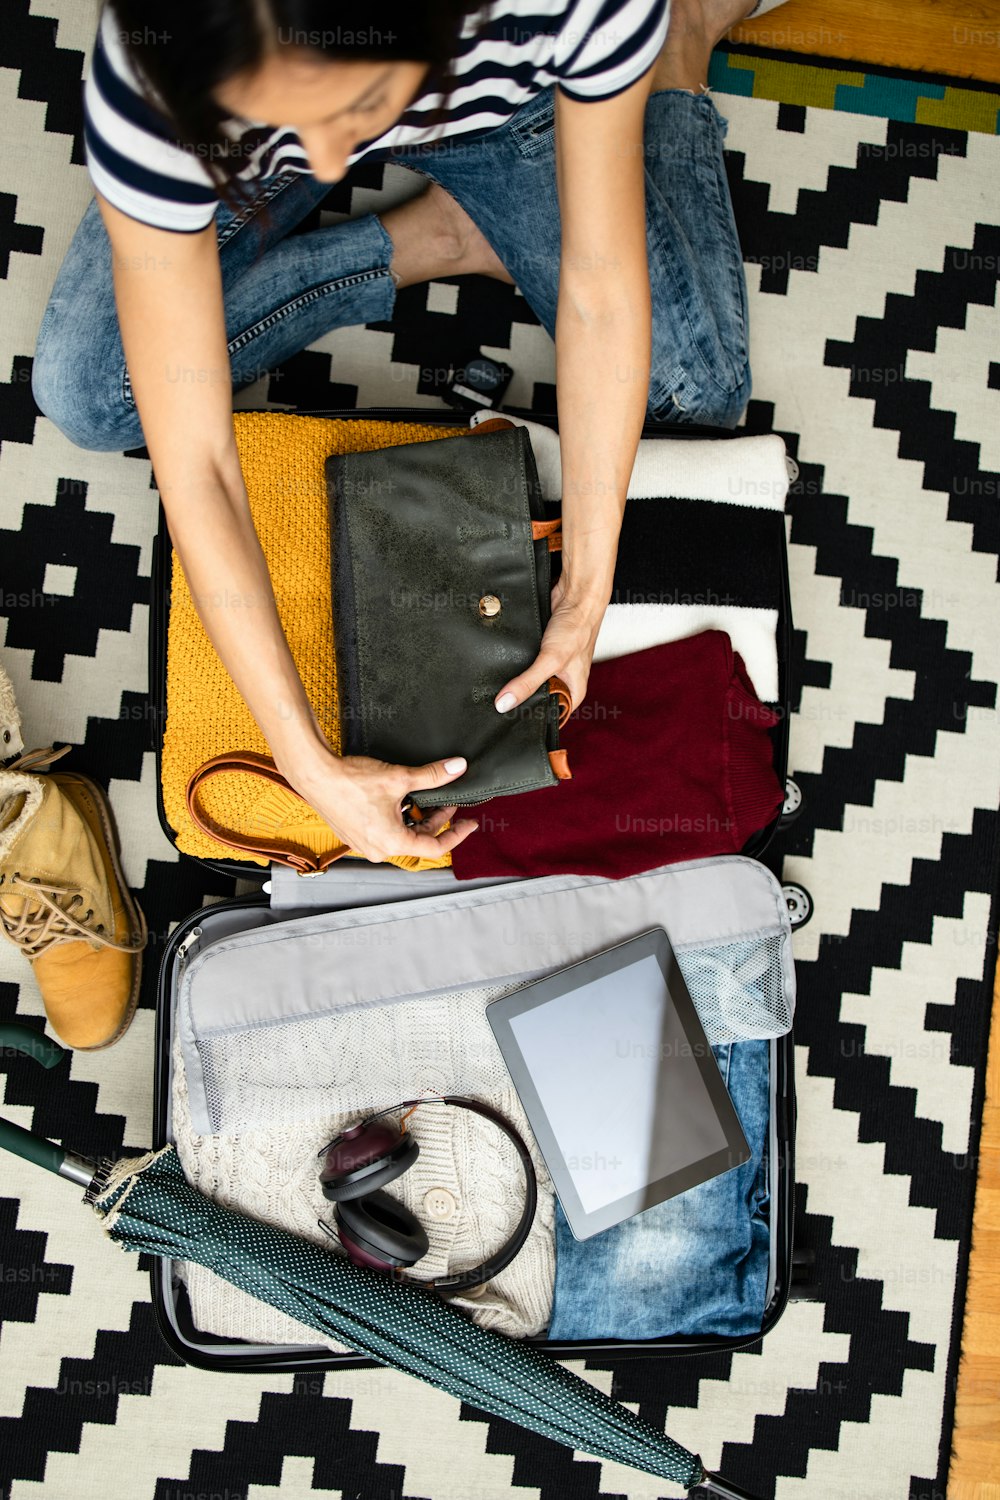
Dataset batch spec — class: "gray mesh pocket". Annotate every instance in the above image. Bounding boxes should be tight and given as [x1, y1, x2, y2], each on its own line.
[675, 933, 791, 1045]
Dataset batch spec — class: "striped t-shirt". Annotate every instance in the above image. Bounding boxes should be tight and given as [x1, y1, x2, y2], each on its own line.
[84, 0, 670, 232]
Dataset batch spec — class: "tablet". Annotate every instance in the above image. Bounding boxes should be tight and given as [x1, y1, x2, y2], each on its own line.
[486, 927, 751, 1240]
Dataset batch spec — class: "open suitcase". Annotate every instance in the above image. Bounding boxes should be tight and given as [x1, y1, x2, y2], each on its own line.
[147, 405, 809, 1373]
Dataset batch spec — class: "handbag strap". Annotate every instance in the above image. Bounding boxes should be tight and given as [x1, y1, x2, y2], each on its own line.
[187, 677, 573, 864]
[548, 676, 572, 729]
[531, 517, 562, 552]
[185, 752, 349, 873]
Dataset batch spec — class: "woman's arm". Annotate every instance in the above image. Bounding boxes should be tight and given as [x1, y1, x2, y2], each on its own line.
[493, 70, 656, 715]
[99, 194, 476, 861]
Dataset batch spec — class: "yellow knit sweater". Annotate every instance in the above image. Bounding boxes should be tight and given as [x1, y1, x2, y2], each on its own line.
[162, 412, 467, 869]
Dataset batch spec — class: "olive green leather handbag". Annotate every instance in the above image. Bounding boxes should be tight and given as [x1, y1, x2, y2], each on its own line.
[325, 418, 571, 813]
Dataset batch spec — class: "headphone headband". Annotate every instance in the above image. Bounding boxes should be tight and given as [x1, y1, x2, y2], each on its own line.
[319, 1095, 537, 1295]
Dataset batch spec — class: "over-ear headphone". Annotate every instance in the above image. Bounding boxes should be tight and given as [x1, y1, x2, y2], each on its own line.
[317, 1096, 537, 1295]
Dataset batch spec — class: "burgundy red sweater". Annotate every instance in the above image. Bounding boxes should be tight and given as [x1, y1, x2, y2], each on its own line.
[451, 630, 783, 881]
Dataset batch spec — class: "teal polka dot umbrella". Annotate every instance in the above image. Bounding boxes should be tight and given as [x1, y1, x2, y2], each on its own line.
[0, 1024, 757, 1500]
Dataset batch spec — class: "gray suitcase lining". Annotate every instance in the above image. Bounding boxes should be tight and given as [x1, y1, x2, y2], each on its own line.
[159, 856, 791, 1358]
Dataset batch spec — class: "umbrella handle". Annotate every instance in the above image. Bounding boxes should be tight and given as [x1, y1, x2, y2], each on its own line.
[0, 1115, 69, 1175]
[0, 1022, 65, 1069]
[0, 1023, 97, 1185]
[691, 1471, 763, 1499]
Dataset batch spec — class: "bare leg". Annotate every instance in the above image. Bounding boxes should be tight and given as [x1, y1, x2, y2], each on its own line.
[651, 0, 758, 94]
[380, 180, 515, 290]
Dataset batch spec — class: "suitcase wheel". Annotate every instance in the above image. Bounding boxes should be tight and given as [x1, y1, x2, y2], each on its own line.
[789, 1246, 822, 1301]
[779, 776, 803, 826]
[782, 882, 814, 930]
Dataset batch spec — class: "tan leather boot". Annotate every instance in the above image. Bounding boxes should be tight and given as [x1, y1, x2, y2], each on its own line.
[0, 747, 147, 1049]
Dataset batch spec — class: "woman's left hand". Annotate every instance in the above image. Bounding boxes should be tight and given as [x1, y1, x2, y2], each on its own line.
[493, 575, 608, 718]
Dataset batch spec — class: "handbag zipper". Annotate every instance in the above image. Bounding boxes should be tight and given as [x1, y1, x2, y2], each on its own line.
[421, 787, 553, 814]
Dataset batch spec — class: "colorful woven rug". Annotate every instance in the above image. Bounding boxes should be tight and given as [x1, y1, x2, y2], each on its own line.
[710, 43, 1000, 135]
[1, 10, 998, 1500]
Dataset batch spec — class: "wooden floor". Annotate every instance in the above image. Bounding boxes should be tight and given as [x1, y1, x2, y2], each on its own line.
[731, 0, 1000, 83]
[723, 5, 1000, 1495]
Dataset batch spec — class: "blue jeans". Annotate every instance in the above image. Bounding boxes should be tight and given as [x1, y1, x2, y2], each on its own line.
[32, 89, 751, 452]
[547, 1038, 771, 1342]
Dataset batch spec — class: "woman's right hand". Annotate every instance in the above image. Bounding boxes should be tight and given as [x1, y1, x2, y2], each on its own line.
[280, 743, 480, 864]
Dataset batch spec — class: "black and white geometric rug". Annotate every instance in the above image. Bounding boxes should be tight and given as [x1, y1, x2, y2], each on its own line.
[2, 6, 999, 1498]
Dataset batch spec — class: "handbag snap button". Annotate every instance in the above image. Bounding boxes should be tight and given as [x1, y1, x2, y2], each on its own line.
[423, 1187, 457, 1220]
[478, 594, 502, 618]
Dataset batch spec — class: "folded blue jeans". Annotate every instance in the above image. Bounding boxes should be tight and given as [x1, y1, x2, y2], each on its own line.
[547, 1037, 771, 1342]
[32, 88, 751, 451]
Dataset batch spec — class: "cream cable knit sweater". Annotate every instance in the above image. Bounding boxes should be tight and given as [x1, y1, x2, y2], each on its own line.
[170, 979, 556, 1346]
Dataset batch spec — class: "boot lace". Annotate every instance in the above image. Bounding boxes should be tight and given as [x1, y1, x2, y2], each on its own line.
[4, 745, 72, 773]
[0, 746, 148, 959]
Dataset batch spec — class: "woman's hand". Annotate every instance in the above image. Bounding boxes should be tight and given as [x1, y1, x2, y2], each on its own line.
[493, 573, 608, 717]
[279, 743, 479, 864]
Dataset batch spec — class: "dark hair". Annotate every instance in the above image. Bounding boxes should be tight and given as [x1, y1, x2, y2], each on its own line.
[106, 0, 492, 200]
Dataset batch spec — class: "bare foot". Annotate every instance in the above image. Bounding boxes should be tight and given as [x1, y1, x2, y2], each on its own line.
[651, 0, 758, 94]
[381, 180, 514, 289]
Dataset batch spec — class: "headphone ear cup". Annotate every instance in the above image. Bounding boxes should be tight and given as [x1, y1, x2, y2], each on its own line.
[321, 1127, 420, 1202]
[336, 1190, 430, 1269]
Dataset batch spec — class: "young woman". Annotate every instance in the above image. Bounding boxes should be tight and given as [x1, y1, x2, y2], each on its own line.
[33, 0, 775, 865]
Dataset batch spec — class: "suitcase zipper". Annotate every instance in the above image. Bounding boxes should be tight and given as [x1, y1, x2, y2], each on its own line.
[175, 926, 203, 967]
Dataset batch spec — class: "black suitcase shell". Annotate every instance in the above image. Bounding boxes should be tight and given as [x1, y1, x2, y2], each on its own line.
[148, 405, 799, 1370]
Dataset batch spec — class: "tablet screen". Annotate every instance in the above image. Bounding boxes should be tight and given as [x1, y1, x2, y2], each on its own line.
[488, 928, 750, 1238]
[508, 951, 729, 1212]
